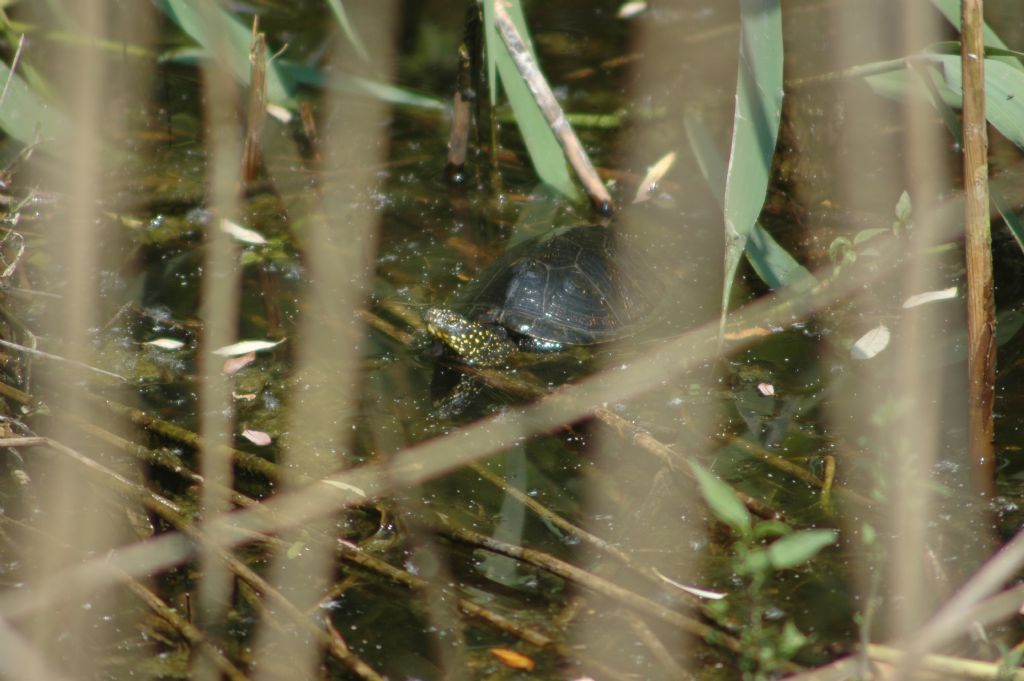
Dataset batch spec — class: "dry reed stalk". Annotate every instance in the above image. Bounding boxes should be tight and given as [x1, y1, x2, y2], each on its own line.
[492, 0, 613, 213]
[246, 4, 399, 680]
[960, 0, 996, 499]
[192, 3, 245, 676]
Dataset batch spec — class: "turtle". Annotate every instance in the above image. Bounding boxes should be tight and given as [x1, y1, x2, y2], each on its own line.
[424, 224, 658, 367]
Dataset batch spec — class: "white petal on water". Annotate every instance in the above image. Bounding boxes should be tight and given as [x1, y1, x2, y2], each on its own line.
[220, 218, 268, 245]
[634, 151, 676, 203]
[320, 480, 367, 498]
[902, 286, 958, 309]
[144, 338, 185, 350]
[241, 429, 272, 446]
[212, 338, 285, 356]
[851, 324, 890, 360]
[653, 568, 727, 600]
[223, 351, 257, 375]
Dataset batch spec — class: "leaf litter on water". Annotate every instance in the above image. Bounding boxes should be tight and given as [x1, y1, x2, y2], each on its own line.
[145, 338, 186, 350]
[212, 339, 285, 356]
[902, 287, 958, 308]
[850, 324, 890, 360]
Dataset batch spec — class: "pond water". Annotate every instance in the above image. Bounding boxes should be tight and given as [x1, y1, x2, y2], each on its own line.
[1, 1, 1024, 680]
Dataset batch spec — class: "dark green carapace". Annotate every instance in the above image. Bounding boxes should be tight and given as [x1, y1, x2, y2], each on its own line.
[425, 225, 657, 366]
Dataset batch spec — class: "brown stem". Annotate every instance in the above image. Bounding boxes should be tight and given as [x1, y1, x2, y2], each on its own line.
[961, 0, 996, 499]
[241, 22, 267, 184]
[492, 1, 613, 213]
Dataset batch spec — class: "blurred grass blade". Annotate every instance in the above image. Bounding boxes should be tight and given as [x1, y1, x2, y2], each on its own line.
[721, 0, 784, 317]
[278, 63, 444, 109]
[323, 0, 370, 62]
[684, 112, 815, 289]
[0, 55, 68, 147]
[157, 0, 294, 106]
[480, 0, 578, 201]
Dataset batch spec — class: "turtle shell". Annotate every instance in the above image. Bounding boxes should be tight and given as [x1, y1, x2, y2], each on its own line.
[454, 225, 657, 346]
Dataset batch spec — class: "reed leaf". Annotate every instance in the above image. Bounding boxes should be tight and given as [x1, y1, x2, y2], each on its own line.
[480, 0, 578, 201]
[0, 56, 68, 148]
[684, 112, 814, 290]
[720, 0, 784, 319]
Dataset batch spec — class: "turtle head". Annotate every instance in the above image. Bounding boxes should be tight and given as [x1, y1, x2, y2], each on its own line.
[424, 307, 514, 366]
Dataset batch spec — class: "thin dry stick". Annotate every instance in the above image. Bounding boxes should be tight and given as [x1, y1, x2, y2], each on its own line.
[961, 0, 996, 498]
[869, 643, 1024, 681]
[0, 34, 25, 114]
[0, 513, 250, 681]
[0, 337, 125, 381]
[126, 579, 250, 681]
[437, 518, 804, 672]
[24, 435, 385, 681]
[492, 0, 614, 213]
[622, 610, 689, 679]
[91, 397, 281, 479]
[334, 540, 554, 648]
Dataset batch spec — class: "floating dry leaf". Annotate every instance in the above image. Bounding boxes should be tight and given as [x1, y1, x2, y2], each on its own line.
[634, 151, 675, 203]
[145, 338, 186, 350]
[220, 218, 268, 245]
[723, 326, 773, 340]
[241, 429, 272, 446]
[489, 648, 535, 671]
[223, 351, 257, 375]
[851, 324, 890, 360]
[212, 338, 285, 356]
[902, 286, 958, 309]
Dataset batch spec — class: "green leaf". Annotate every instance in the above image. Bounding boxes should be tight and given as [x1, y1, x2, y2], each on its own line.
[286, 541, 305, 559]
[929, 0, 1023, 70]
[894, 190, 912, 225]
[904, 57, 1024, 256]
[690, 461, 751, 535]
[933, 55, 1024, 150]
[277, 63, 444, 110]
[684, 112, 815, 291]
[157, 0, 294, 107]
[778, 620, 810, 658]
[741, 548, 771, 574]
[766, 529, 837, 569]
[482, 0, 579, 200]
[861, 522, 876, 547]
[752, 520, 791, 540]
[0, 57, 69, 147]
[746, 224, 816, 291]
